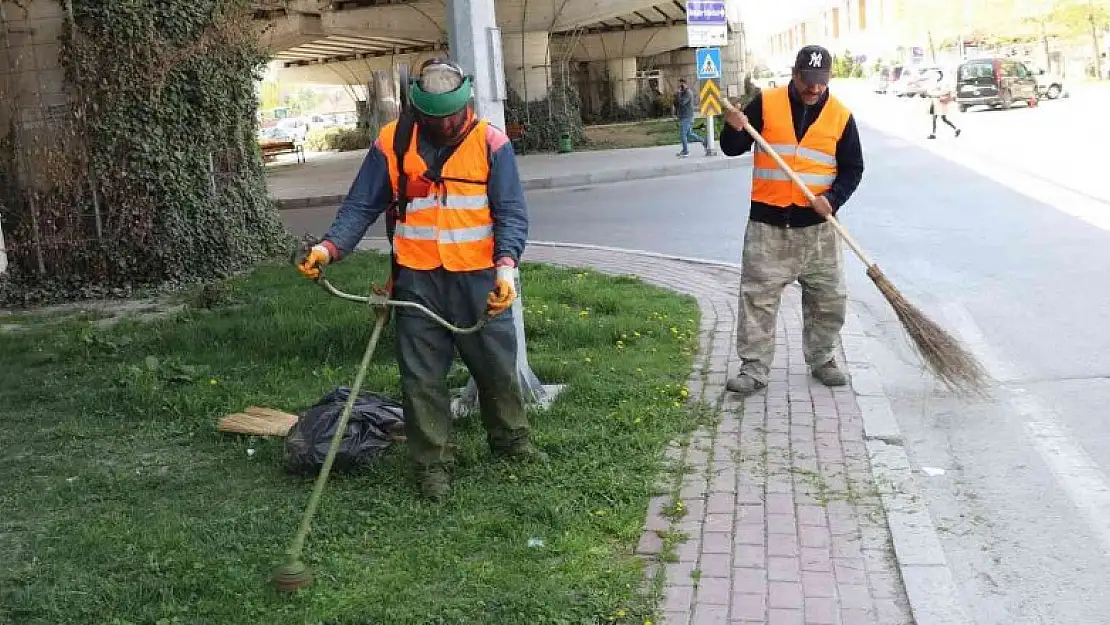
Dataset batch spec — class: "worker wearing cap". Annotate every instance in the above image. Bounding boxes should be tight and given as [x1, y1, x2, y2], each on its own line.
[719, 45, 865, 395]
[297, 57, 544, 501]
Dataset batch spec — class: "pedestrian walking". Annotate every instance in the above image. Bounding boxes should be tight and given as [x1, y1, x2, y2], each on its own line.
[297, 57, 546, 501]
[674, 78, 708, 157]
[927, 69, 961, 140]
[718, 45, 865, 395]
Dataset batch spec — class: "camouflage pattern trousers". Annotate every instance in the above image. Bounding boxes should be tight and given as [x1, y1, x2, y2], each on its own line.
[736, 220, 847, 383]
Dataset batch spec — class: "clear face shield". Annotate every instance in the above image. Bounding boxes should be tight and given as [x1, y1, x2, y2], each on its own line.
[409, 60, 474, 146]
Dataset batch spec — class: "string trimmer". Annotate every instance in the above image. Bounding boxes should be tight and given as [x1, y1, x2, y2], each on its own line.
[272, 254, 498, 593]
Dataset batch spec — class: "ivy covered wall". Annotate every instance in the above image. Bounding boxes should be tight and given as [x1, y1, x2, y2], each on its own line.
[0, 0, 288, 306]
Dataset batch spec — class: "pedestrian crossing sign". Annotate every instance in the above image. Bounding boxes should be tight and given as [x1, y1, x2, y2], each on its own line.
[696, 47, 721, 79]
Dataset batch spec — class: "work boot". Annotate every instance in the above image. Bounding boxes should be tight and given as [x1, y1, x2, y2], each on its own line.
[491, 442, 549, 465]
[725, 373, 766, 396]
[811, 360, 848, 387]
[416, 465, 451, 502]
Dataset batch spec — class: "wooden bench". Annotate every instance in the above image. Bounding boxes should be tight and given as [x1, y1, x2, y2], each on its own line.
[506, 123, 526, 149]
[259, 139, 305, 163]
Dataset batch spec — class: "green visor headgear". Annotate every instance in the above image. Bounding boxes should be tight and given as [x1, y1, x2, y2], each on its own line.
[408, 59, 473, 117]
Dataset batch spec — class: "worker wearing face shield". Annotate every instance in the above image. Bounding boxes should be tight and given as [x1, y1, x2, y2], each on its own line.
[298, 57, 543, 501]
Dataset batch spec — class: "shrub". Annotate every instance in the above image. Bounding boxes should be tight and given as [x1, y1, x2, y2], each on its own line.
[0, 0, 289, 306]
[305, 127, 374, 152]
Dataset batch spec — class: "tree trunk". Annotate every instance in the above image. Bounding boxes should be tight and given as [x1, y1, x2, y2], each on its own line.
[1092, 12, 1104, 80]
[1040, 20, 1051, 71]
[928, 29, 937, 63]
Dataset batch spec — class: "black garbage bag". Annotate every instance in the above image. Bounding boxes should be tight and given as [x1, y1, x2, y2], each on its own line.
[282, 386, 405, 475]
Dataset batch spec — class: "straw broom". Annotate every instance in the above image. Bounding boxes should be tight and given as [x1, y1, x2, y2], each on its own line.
[218, 406, 300, 437]
[719, 98, 990, 397]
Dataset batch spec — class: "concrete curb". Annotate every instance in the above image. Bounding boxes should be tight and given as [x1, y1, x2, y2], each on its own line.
[276, 194, 346, 210]
[842, 309, 975, 625]
[274, 154, 751, 210]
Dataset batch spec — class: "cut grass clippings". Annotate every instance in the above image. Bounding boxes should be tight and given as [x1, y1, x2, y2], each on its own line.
[0, 252, 703, 625]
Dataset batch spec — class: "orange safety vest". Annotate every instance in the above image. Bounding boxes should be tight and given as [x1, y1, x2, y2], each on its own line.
[751, 87, 851, 208]
[380, 119, 495, 272]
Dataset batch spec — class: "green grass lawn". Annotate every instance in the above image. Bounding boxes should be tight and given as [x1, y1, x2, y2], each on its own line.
[0, 252, 703, 625]
[583, 117, 728, 151]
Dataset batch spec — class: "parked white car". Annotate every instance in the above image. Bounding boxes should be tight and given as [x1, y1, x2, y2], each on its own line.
[274, 118, 309, 142]
[1028, 65, 1067, 99]
[751, 69, 793, 90]
[891, 66, 945, 97]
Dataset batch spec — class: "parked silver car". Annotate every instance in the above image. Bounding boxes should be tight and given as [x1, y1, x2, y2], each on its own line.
[1029, 65, 1067, 99]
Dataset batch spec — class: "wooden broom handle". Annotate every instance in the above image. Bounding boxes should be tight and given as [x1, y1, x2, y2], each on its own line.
[720, 98, 877, 269]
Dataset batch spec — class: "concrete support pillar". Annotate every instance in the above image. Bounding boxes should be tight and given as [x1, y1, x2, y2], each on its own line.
[606, 57, 637, 107]
[0, 218, 7, 276]
[501, 31, 550, 101]
[446, 0, 506, 129]
[372, 70, 398, 121]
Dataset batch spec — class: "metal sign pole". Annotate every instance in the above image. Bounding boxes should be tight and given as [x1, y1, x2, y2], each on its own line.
[706, 113, 716, 156]
[696, 46, 722, 156]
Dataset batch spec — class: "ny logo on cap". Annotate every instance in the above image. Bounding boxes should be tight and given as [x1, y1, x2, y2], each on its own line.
[809, 52, 823, 68]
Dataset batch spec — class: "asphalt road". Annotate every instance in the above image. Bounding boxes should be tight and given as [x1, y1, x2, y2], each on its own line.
[279, 87, 1110, 624]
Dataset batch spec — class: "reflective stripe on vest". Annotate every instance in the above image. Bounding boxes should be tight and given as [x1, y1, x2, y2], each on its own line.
[380, 118, 495, 271]
[751, 87, 851, 208]
[408, 193, 490, 213]
[395, 223, 494, 244]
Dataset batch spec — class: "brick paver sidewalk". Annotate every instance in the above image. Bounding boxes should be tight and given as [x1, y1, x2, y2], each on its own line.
[356, 240, 916, 624]
[522, 245, 916, 625]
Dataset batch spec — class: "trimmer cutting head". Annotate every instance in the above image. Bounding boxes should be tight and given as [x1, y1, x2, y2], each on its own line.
[271, 556, 313, 592]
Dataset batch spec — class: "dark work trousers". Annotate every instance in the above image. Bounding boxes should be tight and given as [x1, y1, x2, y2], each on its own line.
[929, 101, 959, 135]
[392, 266, 530, 468]
[931, 115, 958, 134]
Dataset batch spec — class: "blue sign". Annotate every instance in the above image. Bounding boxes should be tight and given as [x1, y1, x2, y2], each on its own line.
[696, 47, 722, 79]
[686, 1, 727, 25]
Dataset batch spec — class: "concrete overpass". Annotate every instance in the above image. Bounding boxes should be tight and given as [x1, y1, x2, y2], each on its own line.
[256, 0, 744, 114]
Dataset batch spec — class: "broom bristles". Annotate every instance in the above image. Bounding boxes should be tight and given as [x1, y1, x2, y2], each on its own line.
[866, 266, 992, 398]
[218, 407, 300, 437]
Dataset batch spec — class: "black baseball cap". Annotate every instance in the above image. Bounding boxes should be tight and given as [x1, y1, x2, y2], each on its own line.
[794, 45, 832, 85]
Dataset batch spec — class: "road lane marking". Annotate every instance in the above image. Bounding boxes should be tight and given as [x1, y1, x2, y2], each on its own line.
[941, 300, 1110, 557]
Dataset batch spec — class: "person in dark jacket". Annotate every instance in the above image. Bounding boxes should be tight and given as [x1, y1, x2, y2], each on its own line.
[297, 58, 545, 501]
[675, 78, 708, 157]
[718, 45, 865, 395]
